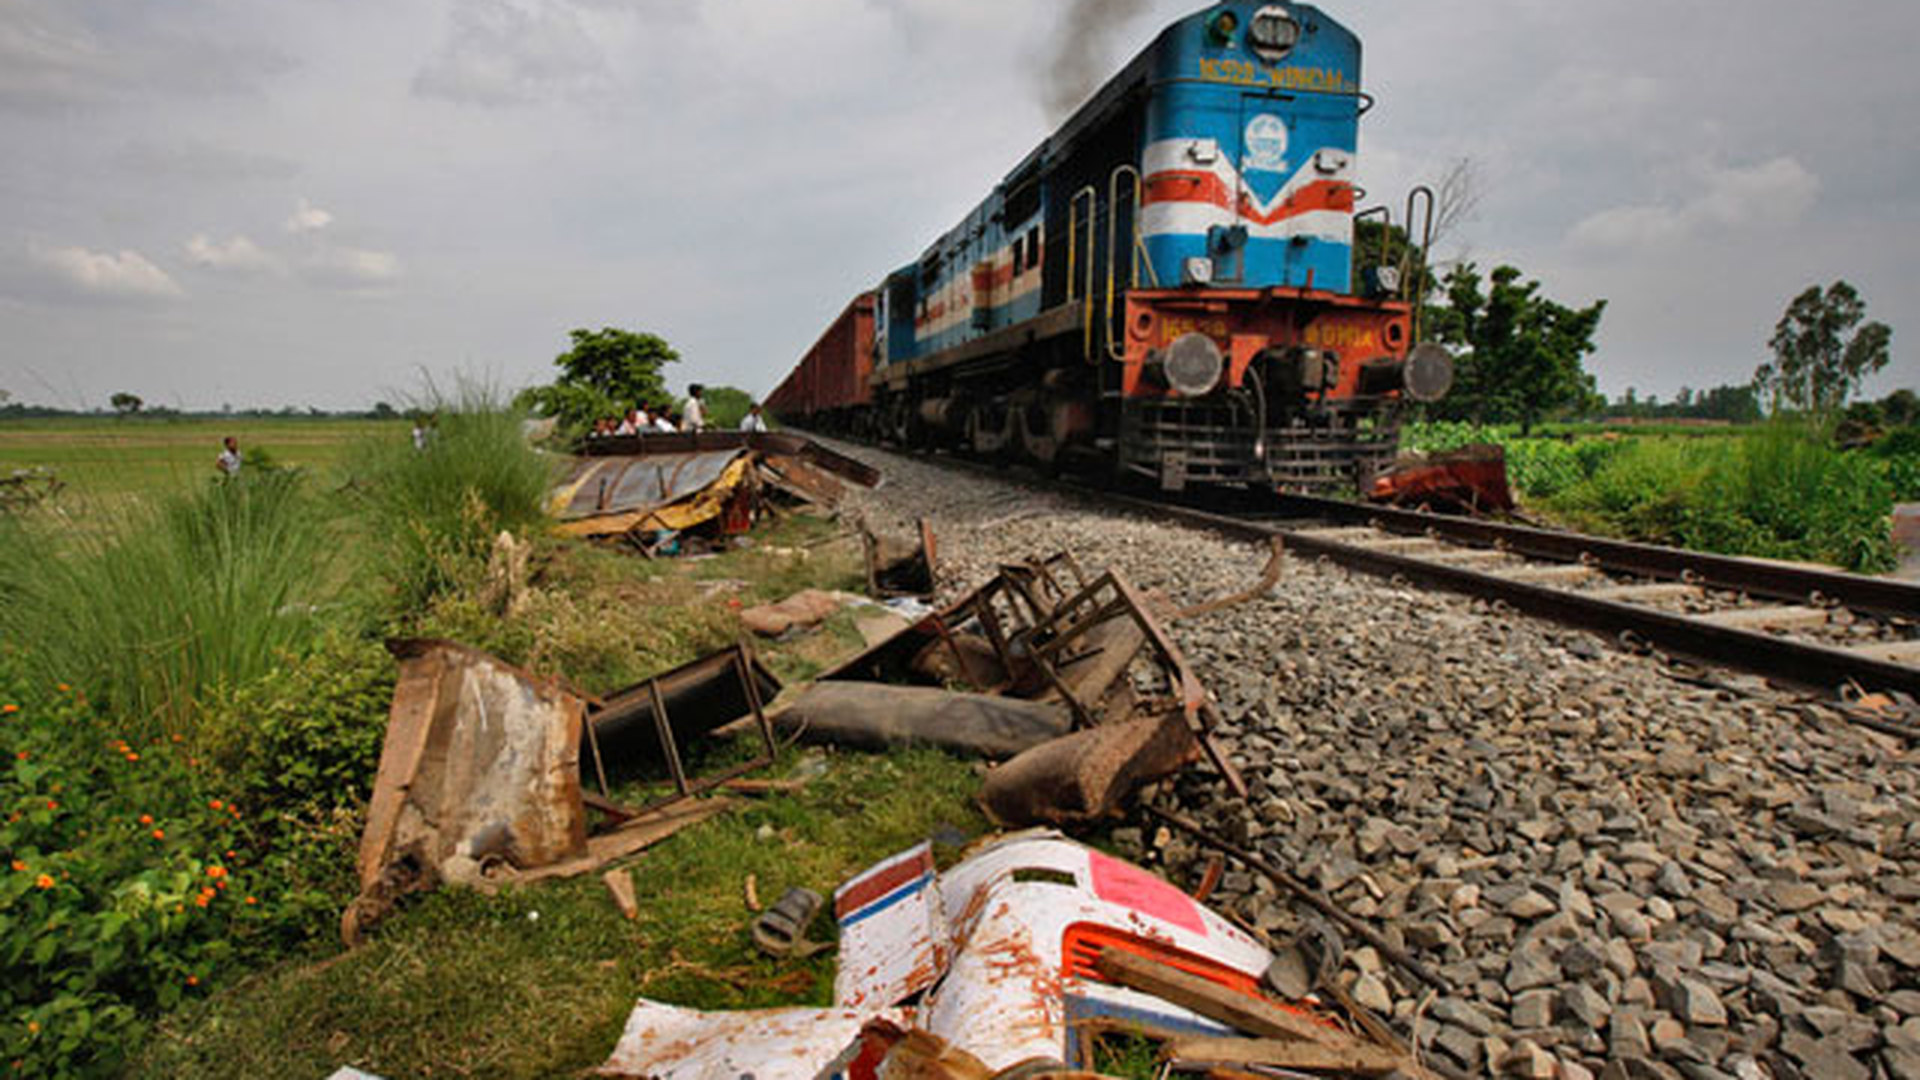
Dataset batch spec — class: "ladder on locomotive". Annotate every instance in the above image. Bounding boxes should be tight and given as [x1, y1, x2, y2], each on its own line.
[1066, 166, 1160, 369]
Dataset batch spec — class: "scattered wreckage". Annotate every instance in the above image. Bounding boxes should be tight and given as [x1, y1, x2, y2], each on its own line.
[549, 431, 882, 555]
[335, 480, 1443, 1076]
[599, 831, 1420, 1079]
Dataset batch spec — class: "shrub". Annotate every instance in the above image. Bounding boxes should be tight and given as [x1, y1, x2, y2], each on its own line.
[350, 392, 556, 607]
[1547, 427, 1896, 572]
[200, 632, 394, 820]
[0, 471, 336, 743]
[0, 662, 296, 1078]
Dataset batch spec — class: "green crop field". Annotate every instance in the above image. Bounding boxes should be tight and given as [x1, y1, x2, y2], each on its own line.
[0, 417, 397, 503]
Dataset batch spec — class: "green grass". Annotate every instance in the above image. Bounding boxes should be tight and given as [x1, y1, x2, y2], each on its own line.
[0, 417, 391, 504]
[1407, 420, 1905, 572]
[349, 397, 557, 607]
[0, 470, 341, 741]
[134, 746, 988, 1080]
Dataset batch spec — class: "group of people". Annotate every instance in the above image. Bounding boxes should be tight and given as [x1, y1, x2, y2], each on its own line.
[587, 385, 769, 439]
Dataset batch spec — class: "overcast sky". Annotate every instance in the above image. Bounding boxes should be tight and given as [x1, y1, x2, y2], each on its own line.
[1, 0, 1914, 411]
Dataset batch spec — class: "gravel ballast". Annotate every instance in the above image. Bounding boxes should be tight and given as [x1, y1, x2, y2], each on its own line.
[831, 440, 1920, 1080]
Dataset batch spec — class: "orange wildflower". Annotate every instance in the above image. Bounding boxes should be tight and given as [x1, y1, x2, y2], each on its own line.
[207, 866, 227, 880]
[14, 752, 25, 762]
[244, 896, 257, 906]
[124, 753, 139, 763]
[1, 704, 16, 714]
[193, 894, 210, 908]
[45, 801, 56, 811]
[139, 814, 153, 825]
[186, 975, 199, 987]
[34, 875, 53, 890]
[151, 829, 165, 841]
[25, 1022, 36, 1035]
[208, 799, 223, 811]
[55, 684, 68, 693]
[8, 861, 23, 873]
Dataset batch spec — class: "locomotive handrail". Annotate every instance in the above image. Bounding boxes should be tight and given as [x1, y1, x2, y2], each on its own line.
[1067, 185, 1099, 363]
[1105, 164, 1148, 362]
[1401, 185, 1436, 342]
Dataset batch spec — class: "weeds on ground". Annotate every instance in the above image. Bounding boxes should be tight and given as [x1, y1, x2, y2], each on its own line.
[0, 658, 321, 1078]
[0, 470, 337, 743]
[135, 746, 989, 1080]
[348, 391, 555, 607]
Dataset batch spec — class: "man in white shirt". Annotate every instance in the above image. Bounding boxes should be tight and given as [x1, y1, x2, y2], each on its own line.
[215, 436, 242, 477]
[739, 403, 768, 433]
[683, 385, 707, 432]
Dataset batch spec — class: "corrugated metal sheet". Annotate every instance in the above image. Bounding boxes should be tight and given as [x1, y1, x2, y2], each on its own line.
[550, 450, 747, 524]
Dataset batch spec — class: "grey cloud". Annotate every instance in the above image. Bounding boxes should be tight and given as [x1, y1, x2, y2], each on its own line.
[0, 0, 294, 110]
[413, 0, 608, 107]
[0, 1, 111, 109]
[1569, 157, 1821, 252]
[115, 138, 300, 183]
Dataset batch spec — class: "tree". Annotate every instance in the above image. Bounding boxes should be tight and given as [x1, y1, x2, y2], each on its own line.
[370, 401, 399, 420]
[521, 327, 680, 433]
[699, 386, 755, 430]
[1883, 388, 1920, 428]
[1755, 281, 1892, 421]
[109, 392, 143, 417]
[1427, 263, 1607, 434]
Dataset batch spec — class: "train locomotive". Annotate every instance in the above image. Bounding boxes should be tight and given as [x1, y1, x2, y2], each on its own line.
[767, 1, 1451, 492]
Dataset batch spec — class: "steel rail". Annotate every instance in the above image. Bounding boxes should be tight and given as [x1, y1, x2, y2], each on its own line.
[1272, 494, 1920, 621]
[1092, 490, 1920, 701]
[805, 438, 1920, 708]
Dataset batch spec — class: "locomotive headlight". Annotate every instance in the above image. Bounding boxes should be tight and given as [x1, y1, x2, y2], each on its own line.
[1207, 10, 1239, 46]
[1163, 333, 1226, 398]
[1248, 6, 1300, 64]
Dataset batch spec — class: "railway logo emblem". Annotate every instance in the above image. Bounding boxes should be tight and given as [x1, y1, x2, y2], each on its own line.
[1243, 114, 1289, 173]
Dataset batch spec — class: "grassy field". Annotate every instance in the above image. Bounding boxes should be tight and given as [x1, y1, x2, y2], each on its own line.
[0, 407, 1001, 1078]
[0, 417, 396, 504]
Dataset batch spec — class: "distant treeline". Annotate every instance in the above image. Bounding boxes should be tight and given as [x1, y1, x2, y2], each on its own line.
[0, 402, 411, 421]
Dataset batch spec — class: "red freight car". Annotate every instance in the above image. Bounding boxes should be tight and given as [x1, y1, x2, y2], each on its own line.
[768, 293, 874, 432]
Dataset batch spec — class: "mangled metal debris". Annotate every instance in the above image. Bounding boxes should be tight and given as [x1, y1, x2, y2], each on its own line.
[598, 831, 1415, 1078]
[344, 640, 779, 945]
[1368, 443, 1515, 515]
[862, 517, 938, 599]
[979, 711, 1199, 827]
[550, 432, 881, 545]
[773, 681, 1071, 758]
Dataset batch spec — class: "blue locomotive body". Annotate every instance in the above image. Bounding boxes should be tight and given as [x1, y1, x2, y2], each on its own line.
[782, 3, 1448, 491]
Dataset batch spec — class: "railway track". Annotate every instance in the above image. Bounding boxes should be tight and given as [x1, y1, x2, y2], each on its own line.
[839, 439, 1920, 737]
[1113, 488, 1920, 737]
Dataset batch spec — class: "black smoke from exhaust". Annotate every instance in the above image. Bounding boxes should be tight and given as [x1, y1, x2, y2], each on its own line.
[1041, 0, 1156, 121]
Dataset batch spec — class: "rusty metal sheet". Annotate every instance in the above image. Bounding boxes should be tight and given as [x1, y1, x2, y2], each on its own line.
[348, 640, 588, 942]
[978, 712, 1200, 827]
[833, 843, 948, 1012]
[597, 1000, 907, 1080]
[550, 449, 748, 523]
[580, 431, 883, 489]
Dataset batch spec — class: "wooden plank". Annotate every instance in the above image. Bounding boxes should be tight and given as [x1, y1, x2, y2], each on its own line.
[1094, 950, 1353, 1051]
[1589, 582, 1705, 604]
[1168, 1036, 1406, 1076]
[1498, 564, 1601, 586]
[1848, 639, 1920, 665]
[1696, 605, 1832, 632]
[1357, 538, 1448, 557]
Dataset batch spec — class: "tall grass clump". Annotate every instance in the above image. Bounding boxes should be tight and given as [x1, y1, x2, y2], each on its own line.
[0, 470, 337, 741]
[351, 390, 555, 606]
[1549, 425, 1896, 572]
